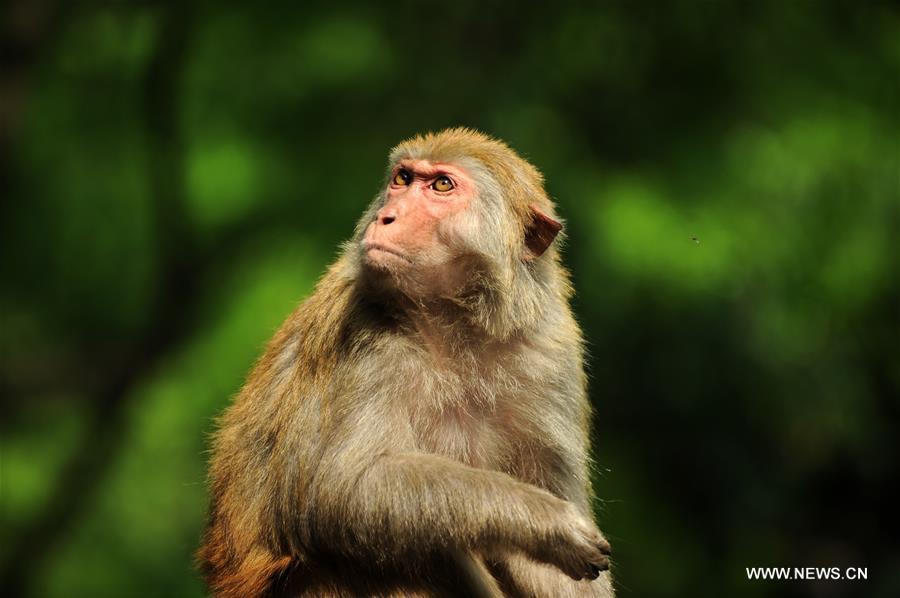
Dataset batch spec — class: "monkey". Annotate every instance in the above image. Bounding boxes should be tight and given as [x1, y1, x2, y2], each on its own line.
[198, 128, 614, 597]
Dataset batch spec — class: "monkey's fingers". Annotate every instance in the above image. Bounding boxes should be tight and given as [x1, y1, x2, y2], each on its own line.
[555, 544, 609, 581]
[579, 529, 611, 578]
[586, 546, 610, 578]
[587, 553, 610, 578]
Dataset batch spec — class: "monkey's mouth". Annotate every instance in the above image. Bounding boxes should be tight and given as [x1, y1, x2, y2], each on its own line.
[363, 242, 412, 264]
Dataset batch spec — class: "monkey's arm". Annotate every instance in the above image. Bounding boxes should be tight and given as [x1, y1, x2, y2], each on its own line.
[309, 431, 609, 582]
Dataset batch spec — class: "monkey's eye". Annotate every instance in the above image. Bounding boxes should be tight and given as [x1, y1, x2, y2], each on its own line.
[432, 176, 454, 192]
[393, 169, 412, 186]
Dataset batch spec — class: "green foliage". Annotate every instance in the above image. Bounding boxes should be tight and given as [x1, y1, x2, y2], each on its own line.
[2, 1, 897, 596]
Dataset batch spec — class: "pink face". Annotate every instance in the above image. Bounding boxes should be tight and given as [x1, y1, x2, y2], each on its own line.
[362, 159, 474, 274]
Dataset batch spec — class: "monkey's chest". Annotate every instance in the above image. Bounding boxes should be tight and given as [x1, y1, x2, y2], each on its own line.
[411, 401, 503, 469]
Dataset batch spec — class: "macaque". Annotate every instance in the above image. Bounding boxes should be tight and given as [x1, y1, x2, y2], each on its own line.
[199, 128, 614, 597]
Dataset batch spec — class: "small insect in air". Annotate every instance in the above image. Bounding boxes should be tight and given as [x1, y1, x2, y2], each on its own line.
[690, 235, 700, 244]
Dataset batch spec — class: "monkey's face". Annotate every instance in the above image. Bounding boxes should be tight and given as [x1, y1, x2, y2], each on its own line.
[361, 159, 477, 298]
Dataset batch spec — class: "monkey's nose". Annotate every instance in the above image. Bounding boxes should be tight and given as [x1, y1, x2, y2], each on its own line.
[379, 214, 396, 225]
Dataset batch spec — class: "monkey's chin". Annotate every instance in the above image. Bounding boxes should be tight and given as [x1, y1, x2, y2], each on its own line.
[361, 250, 403, 284]
[362, 252, 441, 302]
[363, 244, 412, 271]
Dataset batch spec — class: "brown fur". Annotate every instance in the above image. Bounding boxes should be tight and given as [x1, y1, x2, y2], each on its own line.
[199, 128, 614, 597]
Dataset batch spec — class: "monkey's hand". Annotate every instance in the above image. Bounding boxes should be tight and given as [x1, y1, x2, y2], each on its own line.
[529, 500, 611, 581]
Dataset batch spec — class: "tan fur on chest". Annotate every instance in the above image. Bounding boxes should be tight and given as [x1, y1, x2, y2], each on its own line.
[402, 347, 527, 469]
[412, 397, 500, 467]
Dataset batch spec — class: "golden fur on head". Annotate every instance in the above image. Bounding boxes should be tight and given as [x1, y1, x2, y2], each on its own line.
[389, 127, 556, 226]
[350, 127, 572, 339]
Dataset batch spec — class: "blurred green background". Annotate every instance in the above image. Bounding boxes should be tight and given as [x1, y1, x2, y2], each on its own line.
[1, 1, 898, 597]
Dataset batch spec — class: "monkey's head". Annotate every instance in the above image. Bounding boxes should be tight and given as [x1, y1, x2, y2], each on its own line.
[354, 128, 568, 336]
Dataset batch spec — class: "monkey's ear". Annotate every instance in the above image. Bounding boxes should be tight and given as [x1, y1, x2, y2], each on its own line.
[524, 203, 562, 260]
